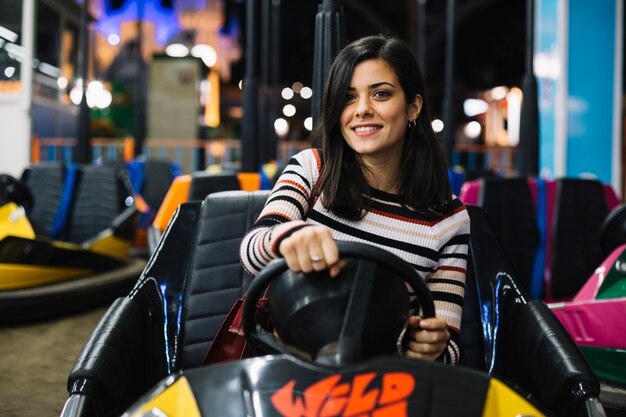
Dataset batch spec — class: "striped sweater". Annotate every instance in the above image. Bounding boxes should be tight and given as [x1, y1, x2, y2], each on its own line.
[240, 148, 471, 364]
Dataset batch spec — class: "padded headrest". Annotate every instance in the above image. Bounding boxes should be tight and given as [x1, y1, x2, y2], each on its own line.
[188, 172, 240, 201]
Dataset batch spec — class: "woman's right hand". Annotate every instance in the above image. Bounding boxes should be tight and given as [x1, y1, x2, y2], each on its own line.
[278, 225, 344, 277]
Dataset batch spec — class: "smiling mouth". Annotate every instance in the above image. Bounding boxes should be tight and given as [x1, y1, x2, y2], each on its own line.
[353, 126, 381, 133]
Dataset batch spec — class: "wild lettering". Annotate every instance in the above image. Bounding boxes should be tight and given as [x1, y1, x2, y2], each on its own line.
[271, 372, 415, 417]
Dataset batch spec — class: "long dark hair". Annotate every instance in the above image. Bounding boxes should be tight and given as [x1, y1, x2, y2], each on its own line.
[313, 34, 451, 220]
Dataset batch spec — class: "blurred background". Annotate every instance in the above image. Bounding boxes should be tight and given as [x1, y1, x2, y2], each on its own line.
[0, 0, 622, 193]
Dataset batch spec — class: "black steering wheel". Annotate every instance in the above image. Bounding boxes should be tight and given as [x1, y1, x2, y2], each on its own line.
[242, 240, 435, 365]
[0, 174, 33, 211]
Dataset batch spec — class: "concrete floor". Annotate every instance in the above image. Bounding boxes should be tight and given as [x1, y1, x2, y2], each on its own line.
[0, 305, 109, 417]
[1, 298, 624, 417]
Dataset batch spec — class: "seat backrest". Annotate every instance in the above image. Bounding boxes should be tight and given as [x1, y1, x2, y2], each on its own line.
[179, 190, 270, 369]
[548, 178, 609, 300]
[20, 161, 66, 236]
[66, 164, 133, 243]
[470, 177, 540, 294]
[139, 160, 180, 211]
[461, 205, 526, 372]
[461, 176, 619, 302]
[187, 171, 241, 201]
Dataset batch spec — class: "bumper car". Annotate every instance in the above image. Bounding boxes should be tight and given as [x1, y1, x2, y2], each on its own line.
[549, 243, 626, 395]
[0, 163, 145, 323]
[60, 190, 611, 417]
[548, 202, 626, 412]
[460, 177, 626, 413]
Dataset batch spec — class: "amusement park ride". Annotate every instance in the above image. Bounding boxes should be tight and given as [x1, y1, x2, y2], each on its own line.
[0, 1, 624, 416]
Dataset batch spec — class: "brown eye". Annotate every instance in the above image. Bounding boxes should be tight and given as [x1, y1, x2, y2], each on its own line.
[373, 90, 391, 98]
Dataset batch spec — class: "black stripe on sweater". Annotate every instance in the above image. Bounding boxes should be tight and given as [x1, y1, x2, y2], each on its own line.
[441, 234, 470, 249]
[427, 278, 466, 289]
[308, 210, 440, 262]
[245, 232, 266, 272]
[253, 213, 292, 229]
[439, 252, 468, 260]
[264, 195, 306, 218]
[274, 224, 311, 256]
[431, 291, 464, 306]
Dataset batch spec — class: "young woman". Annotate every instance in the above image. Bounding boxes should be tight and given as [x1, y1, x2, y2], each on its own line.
[240, 34, 470, 365]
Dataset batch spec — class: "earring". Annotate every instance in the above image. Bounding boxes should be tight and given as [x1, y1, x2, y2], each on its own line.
[408, 119, 416, 129]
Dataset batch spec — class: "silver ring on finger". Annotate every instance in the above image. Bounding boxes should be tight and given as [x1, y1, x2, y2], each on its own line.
[310, 255, 323, 263]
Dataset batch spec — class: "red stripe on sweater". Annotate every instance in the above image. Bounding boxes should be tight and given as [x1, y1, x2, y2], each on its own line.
[369, 204, 466, 226]
[437, 266, 466, 273]
[275, 179, 309, 195]
[255, 236, 272, 262]
[311, 148, 322, 172]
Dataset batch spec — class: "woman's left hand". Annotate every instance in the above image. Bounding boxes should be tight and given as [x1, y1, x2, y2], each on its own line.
[404, 316, 450, 361]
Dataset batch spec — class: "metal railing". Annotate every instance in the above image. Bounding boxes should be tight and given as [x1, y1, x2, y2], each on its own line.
[31, 136, 310, 173]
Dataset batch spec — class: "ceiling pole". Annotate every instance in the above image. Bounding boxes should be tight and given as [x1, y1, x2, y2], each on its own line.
[259, 0, 273, 165]
[269, 0, 281, 161]
[416, 0, 427, 78]
[242, 0, 259, 172]
[134, 0, 146, 157]
[519, 0, 539, 176]
[75, 0, 92, 164]
[311, 0, 346, 131]
[441, 0, 456, 165]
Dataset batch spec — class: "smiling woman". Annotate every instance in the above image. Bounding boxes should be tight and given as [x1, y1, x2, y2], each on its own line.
[240, 34, 470, 366]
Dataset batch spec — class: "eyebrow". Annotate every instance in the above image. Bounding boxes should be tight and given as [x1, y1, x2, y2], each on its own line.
[347, 81, 396, 91]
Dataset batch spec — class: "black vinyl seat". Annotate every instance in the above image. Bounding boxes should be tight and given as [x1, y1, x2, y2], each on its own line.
[187, 171, 241, 201]
[146, 171, 242, 254]
[20, 161, 67, 236]
[464, 176, 618, 302]
[63, 190, 269, 417]
[62, 192, 603, 417]
[179, 189, 265, 368]
[474, 177, 540, 294]
[138, 159, 178, 213]
[461, 206, 599, 416]
[549, 178, 610, 300]
[19, 162, 136, 245]
[65, 164, 136, 244]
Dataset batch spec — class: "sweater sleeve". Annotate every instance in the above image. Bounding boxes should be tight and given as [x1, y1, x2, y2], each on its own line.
[240, 149, 322, 276]
[428, 200, 471, 365]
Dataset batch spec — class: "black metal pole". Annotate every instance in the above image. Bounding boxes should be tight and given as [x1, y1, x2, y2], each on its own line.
[519, 0, 539, 176]
[311, 0, 346, 127]
[441, 0, 455, 164]
[242, 0, 259, 172]
[134, 0, 145, 157]
[259, 0, 271, 165]
[269, 0, 280, 160]
[75, 0, 91, 164]
[416, 0, 427, 78]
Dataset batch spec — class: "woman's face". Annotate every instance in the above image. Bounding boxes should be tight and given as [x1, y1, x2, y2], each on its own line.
[340, 59, 422, 164]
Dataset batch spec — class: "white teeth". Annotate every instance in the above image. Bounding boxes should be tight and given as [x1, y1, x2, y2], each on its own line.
[354, 126, 378, 133]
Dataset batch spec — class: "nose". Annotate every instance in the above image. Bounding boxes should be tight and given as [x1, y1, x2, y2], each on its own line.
[355, 97, 372, 118]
